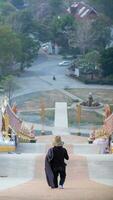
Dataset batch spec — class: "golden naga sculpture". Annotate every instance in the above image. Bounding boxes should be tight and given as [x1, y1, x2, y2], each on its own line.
[104, 104, 111, 119]
[1, 97, 36, 144]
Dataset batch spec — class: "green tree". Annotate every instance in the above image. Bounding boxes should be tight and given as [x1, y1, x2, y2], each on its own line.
[51, 14, 75, 33]
[84, 50, 100, 79]
[88, 0, 113, 21]
[12, 10, 35, 34]
[11, 0, 24, 9]
[0, 1, 15, 16]
[100, 47, 113, 77]
[11, 10, 41, 41]
[73, 50, 100, 73]
[90, 16, 111, 51]
[0, 26, 21, 75]
[69, 16, 111, 55]
[0, 0, 16, 26]
[69, 20, 92, 55]
[19, 34, 40, 71]
[34, 22, 53, 42]
[51, 14, 76, 52]
[1, 75, 19, 103]
[49, 0, 64, 15]
[84, 50, 100, 69]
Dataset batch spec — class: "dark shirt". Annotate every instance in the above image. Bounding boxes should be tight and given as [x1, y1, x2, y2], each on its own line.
[50, 146, 69, 169]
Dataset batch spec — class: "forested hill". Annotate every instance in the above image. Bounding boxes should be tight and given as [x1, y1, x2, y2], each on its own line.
[88, 0, 113, 21]
[3, 0, 113, 22]
[0, 0, 112, 20]
[0, 0, 113, 80]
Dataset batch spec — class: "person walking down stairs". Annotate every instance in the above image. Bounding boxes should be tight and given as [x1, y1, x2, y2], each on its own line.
[45, 136, 69, 189]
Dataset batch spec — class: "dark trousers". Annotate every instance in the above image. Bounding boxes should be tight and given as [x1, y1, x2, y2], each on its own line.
[52, 166, 66, 187]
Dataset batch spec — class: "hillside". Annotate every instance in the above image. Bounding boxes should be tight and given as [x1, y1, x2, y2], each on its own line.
[0, 0, 16, 13]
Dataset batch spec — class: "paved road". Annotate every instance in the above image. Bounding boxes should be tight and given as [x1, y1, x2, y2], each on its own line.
[0, 50, 113, 103]
[13, 51, 113, 98]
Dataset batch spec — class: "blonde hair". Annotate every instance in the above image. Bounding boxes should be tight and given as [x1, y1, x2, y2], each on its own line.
[95, 128, 109, 139]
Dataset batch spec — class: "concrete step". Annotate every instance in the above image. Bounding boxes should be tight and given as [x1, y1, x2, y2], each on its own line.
[17, 143, 108, 155]
[74, 143, 101, 154]
[16, 143, 46, 154]
[86, 154, 113, 186]
[0, 154, 38, 178]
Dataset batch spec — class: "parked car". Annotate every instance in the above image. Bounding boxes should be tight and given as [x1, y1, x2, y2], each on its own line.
[58, 60, 72, 66]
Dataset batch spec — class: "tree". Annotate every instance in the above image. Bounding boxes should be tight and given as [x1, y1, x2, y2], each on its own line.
[11, 10, 41, 41]
[0, 1, 16, 25]
[1, 75, 19, 104]
[100, 47, 113, 77]
[28, 19, 52, 42]
[84, 50, 100, 69]
[26, 0, 51, 21]
[19, 34, 40, 71]
[73, 50, 100, 77]
[51, 14, 76, 52]
[90, 16, 111, 51]
[0, 1, 16, 16]
[11, 0, 24, 9]
[69, 15, 111, 55]
[84, 50, 100, 79]
[88, 0, 113, 21]
[0, 26, 21, 75]
[69, 20, 92, 55]
[12, 10, 35, 34]
[49, 0, 64, 15]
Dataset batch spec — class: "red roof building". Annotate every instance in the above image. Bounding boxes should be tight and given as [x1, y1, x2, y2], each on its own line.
[67, 1, 97, 20]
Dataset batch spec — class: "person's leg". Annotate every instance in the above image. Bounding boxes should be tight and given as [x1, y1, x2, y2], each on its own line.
[108, 135, 112, 153]
[59, 167, 66, 186]
[53, 169, 59, 188]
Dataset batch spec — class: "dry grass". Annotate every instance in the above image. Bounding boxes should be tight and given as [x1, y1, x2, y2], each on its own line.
[18, 90, 73, 111]
[66, 88, 113, 105]
[68, 109, 103, 127]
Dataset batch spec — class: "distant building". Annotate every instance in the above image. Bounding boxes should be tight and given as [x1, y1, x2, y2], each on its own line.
[41, 42, 59, 55]
[67, 1, 97, 20]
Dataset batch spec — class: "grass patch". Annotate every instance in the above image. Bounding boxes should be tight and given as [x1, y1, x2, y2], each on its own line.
[68, 108, 103, 127]
[66, 88, 113, 105]
[15, 90, 73, 111]
[20, 110, 55, 126]
[20, 108, 103, 128]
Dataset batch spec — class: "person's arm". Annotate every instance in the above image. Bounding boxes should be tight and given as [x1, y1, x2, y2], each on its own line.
[46, 148, 54, 162]
[64, 148, 69, 160]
